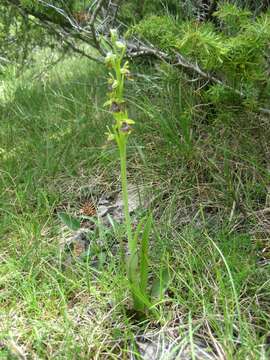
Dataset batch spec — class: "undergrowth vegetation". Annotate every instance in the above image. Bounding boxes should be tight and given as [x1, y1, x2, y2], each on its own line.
[0, 47, 270, 358]
[1, 1, 270, 354]
[129, 4, 270, 113]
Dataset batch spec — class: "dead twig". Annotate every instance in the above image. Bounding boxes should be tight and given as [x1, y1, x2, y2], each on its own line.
[89, 0, 106, 56]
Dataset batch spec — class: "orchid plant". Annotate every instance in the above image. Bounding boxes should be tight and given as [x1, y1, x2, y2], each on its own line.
[59, 29, 169, 314]
[105, 30, 155, 313]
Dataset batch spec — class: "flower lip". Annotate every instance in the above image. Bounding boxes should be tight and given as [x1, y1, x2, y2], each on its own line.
[120, 122, 132, 133]
[110, 101, 125, 113]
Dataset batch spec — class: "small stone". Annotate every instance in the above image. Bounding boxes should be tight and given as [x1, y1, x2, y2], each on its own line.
[115, 184, 141, 213]
[97, 205, 109, 217]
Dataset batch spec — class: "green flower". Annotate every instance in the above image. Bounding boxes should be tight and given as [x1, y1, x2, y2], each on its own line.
[105, 52, 116, 67]
[110, 29, 118, 42]
[115, 40, 126, 50]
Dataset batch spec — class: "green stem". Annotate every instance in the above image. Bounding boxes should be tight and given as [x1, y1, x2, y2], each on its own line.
[119, 135, 143, 311]
[119, 137, 133, 251]
[108, 35, 146, 311]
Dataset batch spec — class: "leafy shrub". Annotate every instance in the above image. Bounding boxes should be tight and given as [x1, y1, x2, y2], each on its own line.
[130, 4, 270, 111]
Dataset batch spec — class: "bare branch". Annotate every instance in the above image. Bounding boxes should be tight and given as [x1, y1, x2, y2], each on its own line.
[4, 0, 270, 117]
[36, 0, 90, 33]
[90, 0, 106, 23]
[204, 0, 218, 22]
[89, 0, 106, 55]
[104, 0, 122, 26]
[30, 12, 103, 63]
[126, 41, 270, 116]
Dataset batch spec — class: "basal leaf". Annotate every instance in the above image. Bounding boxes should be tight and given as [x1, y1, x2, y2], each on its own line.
[151, 268, 170, 300]
[58, 212, 81, 231]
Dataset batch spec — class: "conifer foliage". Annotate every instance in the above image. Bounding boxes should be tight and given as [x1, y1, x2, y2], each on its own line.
[130, 3, 270, 113]
[1, 1, 269, 113]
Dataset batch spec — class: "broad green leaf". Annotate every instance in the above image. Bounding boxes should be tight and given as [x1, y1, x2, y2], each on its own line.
[130, 284, 159, 319]
[127, 252, 139, 284]
[58, 212, 80, 231]
[151, 268, 170, 300]
[139, 214, 152, 295]
[130, 283, 152, 311]
[127, 217, 144, 284]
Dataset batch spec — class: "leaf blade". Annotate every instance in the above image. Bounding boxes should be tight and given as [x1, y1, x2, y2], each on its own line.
[139, 214, 152, 295]
[58, 212, 81, 231]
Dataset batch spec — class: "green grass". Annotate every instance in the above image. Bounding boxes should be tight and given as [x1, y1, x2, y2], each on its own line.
[0, 55, 270, 359]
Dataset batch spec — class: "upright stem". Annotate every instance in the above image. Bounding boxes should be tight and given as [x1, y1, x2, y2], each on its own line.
[119, 138, 133, 252]
[119, 138, 143, 311]
[106, 31, 145, 310]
